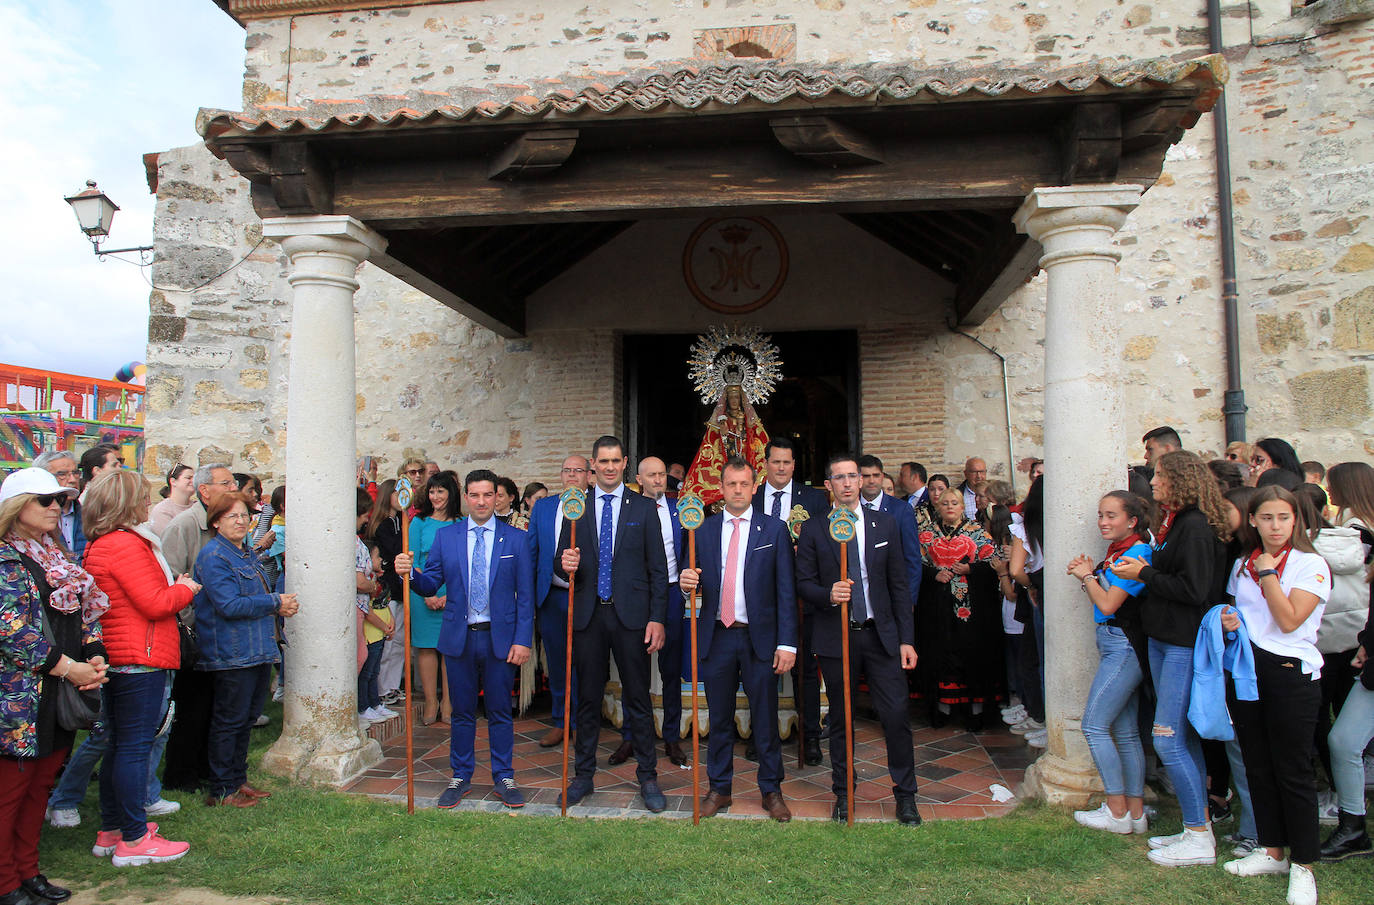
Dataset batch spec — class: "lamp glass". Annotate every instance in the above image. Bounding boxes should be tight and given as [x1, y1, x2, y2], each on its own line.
[65, 188, 118, 238]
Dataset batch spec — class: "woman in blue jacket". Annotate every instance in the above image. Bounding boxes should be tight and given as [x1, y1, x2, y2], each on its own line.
[1067, 490, 1153, 835]
[193, 492, 298, 808]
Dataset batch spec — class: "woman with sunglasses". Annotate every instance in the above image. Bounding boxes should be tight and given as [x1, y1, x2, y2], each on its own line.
[150, 465, 194, 535]
[192, 492, 299, 808]
[0, 468, 109, 904]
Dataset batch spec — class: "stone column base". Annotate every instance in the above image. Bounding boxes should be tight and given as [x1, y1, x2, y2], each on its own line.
[1023, 752, 1105, 808]
[263, 724, 382, 788]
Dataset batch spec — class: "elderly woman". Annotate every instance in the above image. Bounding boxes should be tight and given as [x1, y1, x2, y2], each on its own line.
[82, 470, 200, 866]
[0, 468, 108, 904]
[193, 492, 298, 808]
[917, 488, 1000, 731]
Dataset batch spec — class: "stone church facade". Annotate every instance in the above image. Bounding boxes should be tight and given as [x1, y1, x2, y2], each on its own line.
[140, 0, 1374, 794]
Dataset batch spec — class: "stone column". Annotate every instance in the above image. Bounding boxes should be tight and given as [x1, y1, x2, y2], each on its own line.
[1012, 185, 1143, 805]
[259, 215, 387, 786]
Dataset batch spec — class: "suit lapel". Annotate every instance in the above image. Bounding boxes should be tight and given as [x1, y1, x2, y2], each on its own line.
[488, 521, 503, 590]
[456, 521, 470, 597]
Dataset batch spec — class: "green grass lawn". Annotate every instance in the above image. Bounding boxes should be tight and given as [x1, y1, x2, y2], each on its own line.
[37, 703, 1374, 905]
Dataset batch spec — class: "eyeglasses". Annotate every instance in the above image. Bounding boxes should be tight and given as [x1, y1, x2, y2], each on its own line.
[209, 479, 235, 488]
[405, 469, 424, 476]
[829, 473, 860, 483]
[561, 467, 587, 474]
[33, 494, 65, 508]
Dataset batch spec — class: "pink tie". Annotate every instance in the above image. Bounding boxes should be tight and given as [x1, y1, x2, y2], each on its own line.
[721, 517, 742, 627]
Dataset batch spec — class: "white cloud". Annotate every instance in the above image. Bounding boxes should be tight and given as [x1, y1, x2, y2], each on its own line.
[0, 0, 243, 378]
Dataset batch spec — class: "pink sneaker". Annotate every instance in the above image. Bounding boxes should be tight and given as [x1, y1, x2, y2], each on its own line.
[110, 830, 188, 867]
[92, 822, 158, 857]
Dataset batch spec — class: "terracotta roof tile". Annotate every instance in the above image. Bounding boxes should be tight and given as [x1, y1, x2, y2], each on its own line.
[198, 55, 1226, 142]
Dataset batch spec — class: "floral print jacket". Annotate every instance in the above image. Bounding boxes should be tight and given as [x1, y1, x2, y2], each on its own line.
[0, 542, 102, 758]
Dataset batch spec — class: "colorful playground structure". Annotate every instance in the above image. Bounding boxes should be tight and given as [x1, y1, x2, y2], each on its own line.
[0, 362, 145, 475]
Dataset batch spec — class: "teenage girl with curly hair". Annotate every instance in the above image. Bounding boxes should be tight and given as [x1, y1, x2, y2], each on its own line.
[1112, 450, 1231, 867]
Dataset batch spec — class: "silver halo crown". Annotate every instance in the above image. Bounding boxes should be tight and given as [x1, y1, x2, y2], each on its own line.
[686, 324, 783, 406]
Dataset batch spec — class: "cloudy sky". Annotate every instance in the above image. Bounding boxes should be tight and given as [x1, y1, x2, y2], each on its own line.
[0, 0, 244, 379]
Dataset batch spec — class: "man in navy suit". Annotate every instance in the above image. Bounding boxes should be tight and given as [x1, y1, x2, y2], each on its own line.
[859, 454, 924, 612]
[526, 454, 590, 747]
[609, 456, 689, 768]
[681, 456, 797, 822]
[900, 461, 928, 508]
[752, 437, 829, 765]
[557, 436, 670, 811]
[796, 453, 920, 826]
[398, 468, 535, 809]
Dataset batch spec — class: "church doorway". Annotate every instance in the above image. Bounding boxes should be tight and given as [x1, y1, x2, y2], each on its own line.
[623, 329, 859, 487]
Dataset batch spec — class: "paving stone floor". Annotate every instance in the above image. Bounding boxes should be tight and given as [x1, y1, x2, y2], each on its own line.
[346, 700, 1038, 822]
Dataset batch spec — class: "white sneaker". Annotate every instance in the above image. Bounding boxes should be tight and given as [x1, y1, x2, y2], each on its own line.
[253, 714, 270, 728]
[1010, 717, 1045, 735]
[46, 807, 80, 828]
[1286, 863, 1317, 905]
[1001, 706, 1027, 724]
[1317, 788, 1339, 825]
[361, 707, 383, 722]
[272, 686, 284, 703]
[376, 706, 398, 719]
[144, 798, 181, 817]
[1074, 802, 1133, 834]
[1224, 848, 1289, 876]
[1147, 825, 1216, 867]
[1130, 813, 1149, 834]
[1149, 830, 1186, 850]
[1025, 728, 1048, 748]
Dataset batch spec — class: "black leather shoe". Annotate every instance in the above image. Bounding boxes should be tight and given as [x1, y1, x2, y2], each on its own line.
[803, 738, 823, 766]
[1320, 811, 1372, 862]
[664, 741, 688, 768]
[896, 796, 922, 826]
[743, 739, 758, 762]
[831, 796, 850, 823]
[21, 876, 69, 904]
[607, 739, 634, 766]
[0, 887, 43, 905]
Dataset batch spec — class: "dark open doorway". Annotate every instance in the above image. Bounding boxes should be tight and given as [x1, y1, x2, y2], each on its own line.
[624, 330, 859, 488]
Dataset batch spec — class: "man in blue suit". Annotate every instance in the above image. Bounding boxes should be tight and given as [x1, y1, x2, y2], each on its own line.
[752, 437, 829, 766]
[397, 468, 534, 810]
[609, 456, 689, 768]
[526, 454, 590, 747]
[681, 456, 797, 822]
[859, 454, 924, 613]
[796, 453, 920, 826]
[558, 436, 670, 811]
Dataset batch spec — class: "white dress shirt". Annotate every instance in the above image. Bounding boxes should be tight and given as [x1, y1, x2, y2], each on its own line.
[594, 482, 625, 555]
[652, 497, 679, 582]
[763, 480, 793, 519]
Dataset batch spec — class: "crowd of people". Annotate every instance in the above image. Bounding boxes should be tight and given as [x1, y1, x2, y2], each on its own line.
[1, 428, 1371, 905]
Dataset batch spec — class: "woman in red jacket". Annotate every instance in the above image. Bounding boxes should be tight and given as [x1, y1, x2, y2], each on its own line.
[82, 471, 200, 868]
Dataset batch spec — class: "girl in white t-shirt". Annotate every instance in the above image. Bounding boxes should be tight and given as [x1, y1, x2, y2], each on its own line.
[1219, 486, 1331, 905]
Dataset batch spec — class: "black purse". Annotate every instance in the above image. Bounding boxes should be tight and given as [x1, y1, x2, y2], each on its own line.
[40, 617, 102, 732]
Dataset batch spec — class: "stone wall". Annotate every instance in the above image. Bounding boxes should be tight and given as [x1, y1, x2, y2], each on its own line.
[142, 1, 1374, 488]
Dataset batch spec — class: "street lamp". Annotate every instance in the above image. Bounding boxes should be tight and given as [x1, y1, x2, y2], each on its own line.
[64, 179, 153, 263]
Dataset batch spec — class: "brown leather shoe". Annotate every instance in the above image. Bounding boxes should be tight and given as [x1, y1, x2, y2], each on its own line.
[762, 791, 792, 823]
[664, 740, 688, 767]
[700, 790, 732, 818]
[206, 791, 259, 808]
[607, 738, 634, 766]
[539, 726, 567, 748]
[238, 783, 271, 799]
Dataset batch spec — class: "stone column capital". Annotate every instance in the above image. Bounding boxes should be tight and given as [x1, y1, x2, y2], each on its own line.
[261, 214, 388, 261]
[1013, 184, 1143, 270]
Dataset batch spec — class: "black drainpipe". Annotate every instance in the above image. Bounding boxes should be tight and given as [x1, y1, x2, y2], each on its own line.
[1209, 0, 1248, 442]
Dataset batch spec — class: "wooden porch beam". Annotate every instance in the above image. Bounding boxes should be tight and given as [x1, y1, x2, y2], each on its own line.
[955, 226, 1043, 326]
[769, 115, 885, 167]
[488, 129, 579, 181]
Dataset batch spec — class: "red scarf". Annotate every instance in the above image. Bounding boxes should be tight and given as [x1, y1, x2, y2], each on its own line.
[1154, 508, 1176, 545]
[1098, 533, 1142, 574]
[1244, 543, 1292, 584]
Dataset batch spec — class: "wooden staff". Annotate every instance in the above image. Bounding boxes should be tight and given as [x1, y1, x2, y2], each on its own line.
[688, 525, 701, 826]
[561, 517, 577, 817]
[400, 491, 414, 815]
[839, 537, 854, 827]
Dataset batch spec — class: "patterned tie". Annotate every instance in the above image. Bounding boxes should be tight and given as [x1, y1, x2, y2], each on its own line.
[846, 531, 868, 623]
[470, 525, 488, 620]
[864, 500, 876, 511]
[597, 494, 614, 599]
[771, 490, 783, 519]
[721, 517, 742, 627]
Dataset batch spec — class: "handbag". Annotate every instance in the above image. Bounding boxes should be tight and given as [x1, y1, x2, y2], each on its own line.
[177, 615, 200, 672]
[39, 617, 102, 732]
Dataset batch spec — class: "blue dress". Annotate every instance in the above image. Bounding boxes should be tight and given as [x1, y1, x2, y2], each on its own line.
[408, 516, 452, 649]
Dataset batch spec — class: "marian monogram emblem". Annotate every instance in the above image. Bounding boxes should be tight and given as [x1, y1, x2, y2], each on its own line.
[683, 217, 788, 315]
[786, 504, 810, 542]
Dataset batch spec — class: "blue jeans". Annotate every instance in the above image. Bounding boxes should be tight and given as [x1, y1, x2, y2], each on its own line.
[49, 673, 172, 811]
[1148, 638, 1208, 827]
[97, 670, 167, 841]
[206, 665, 272, 799]
[358, 638, 384, 711]
[1329, 681, 1374, 816]
[1082, 624, 1144, 798]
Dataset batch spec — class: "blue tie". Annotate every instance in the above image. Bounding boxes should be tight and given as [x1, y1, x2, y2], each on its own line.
[470, 525, 488, 621]
[598, 494, 614, 599]
[771, 490, 783, 520]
